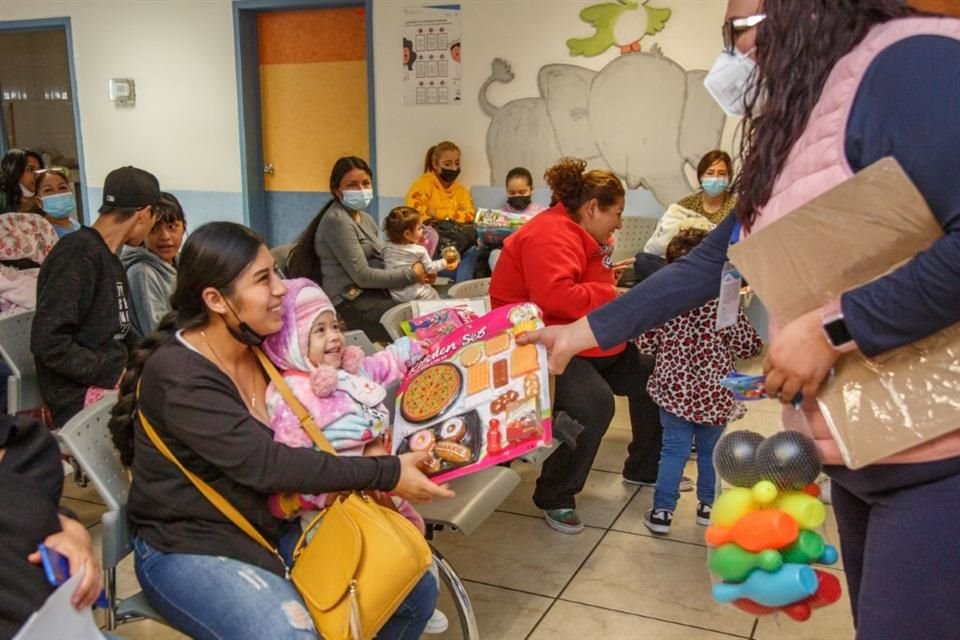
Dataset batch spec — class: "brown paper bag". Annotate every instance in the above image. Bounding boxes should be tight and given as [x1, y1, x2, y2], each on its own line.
[728, 157, 960, 468]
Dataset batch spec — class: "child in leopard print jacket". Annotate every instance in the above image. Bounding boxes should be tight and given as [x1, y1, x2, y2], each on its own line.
[637, 229, 763, 536]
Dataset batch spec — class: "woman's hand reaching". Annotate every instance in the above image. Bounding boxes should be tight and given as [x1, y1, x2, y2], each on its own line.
[393, 452, 455, 503]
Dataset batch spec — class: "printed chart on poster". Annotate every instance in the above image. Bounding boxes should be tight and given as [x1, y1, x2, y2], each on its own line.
[402, 5, 461, 106]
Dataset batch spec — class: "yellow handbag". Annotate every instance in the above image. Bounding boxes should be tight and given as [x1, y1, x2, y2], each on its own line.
[136, 350, 432, 640]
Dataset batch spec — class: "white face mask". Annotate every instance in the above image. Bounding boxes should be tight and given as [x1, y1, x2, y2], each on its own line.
[20, 183, 35, 198]
[704, 47, 759, 117]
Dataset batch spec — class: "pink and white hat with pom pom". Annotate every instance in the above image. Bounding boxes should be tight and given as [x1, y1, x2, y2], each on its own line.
[262, 278, 336, 372]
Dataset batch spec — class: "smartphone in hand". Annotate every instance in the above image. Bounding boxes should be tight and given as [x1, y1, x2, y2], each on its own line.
[38, 544, 108, 608]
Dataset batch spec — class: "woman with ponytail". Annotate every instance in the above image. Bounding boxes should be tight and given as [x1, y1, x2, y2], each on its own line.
[524, 2, 960, 635]
[111, 222, 451, 640]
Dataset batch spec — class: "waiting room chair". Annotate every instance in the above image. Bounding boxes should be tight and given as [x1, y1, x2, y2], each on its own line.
[344, 329, 381, 354]
[380, 302, 414, 342]
[446, 277, 491, 300]
[612, 216, 660, 263]
[0, 310, 42, 415]
[58, 393, 168, 631]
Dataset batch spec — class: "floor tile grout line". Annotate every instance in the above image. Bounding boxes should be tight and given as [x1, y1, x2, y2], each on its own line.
[492, 508, 609, 531]
[607, 525, 709, 548]
[554, 596, 753, 639]
[61, 495, 107, 507]
[524, 527, 613, 640]
[457, 577, 557, 601]
[749, 617, 759, 639]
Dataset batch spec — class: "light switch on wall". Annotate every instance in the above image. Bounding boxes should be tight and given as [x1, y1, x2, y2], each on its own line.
[109, 78, 135, 106]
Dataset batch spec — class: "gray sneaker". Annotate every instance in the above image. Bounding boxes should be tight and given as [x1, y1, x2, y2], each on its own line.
[543, 508, 585, 534]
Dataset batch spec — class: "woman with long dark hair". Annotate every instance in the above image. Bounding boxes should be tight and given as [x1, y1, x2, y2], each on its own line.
[0, 148, 44, 213]
[110, 222, 450, 639]
[287, 156, 427, 343]
[524, 1, 960, 636]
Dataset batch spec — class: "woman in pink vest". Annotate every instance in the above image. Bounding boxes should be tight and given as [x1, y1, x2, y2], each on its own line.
[524, 1, 960, 637]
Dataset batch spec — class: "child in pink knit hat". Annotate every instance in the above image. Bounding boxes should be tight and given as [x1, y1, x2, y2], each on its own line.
[262, 278, 425, 529]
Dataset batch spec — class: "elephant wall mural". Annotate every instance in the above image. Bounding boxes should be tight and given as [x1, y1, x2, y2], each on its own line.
[478, 46, 727, 208]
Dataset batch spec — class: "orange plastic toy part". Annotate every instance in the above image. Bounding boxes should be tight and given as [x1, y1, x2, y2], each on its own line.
[706, 509, 799, 552]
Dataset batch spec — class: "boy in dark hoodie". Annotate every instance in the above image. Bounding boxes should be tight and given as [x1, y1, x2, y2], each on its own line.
[31, 166, 160, 428]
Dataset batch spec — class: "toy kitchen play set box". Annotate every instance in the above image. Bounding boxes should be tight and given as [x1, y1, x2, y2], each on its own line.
[388, 303, 552, 482]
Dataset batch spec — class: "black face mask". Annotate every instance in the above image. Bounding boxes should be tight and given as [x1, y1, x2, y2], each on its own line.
[507, 195, 532, 210]
[438, 168, 461, 183]
[223, 298, 265, 346]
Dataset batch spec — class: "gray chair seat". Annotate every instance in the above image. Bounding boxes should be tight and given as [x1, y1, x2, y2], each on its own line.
[419, 466, 520, 537]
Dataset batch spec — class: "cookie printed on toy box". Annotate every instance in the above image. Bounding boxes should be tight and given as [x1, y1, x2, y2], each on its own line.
[390, 303, 552, 483]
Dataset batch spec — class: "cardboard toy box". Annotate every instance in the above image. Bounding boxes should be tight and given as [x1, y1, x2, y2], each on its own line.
[388, 303, 552, 483]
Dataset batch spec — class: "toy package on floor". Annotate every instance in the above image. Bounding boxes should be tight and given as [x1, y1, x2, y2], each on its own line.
[706, 430, 842, 622]
[475, 208, 535, 247]
[389, 303, 552, 483]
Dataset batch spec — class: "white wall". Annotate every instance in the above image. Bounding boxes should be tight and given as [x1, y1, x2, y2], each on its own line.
[372, 0, 732, 198]
[1, 0, 243, 225]
[2, 0, 732, 222]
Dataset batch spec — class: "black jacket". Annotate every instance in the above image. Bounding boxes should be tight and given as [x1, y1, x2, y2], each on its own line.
[31, 227, 137, 427]
[0, 416, 65, 638]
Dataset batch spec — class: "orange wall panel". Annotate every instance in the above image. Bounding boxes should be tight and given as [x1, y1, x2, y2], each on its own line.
[260, 61, 369, 192]
[258, 8, 366, 64]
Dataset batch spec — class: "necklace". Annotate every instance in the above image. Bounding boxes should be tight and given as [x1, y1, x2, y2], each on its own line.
[201, 330, 259, 410]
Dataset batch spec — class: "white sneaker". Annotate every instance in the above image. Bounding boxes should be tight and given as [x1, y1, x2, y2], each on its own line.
[424, 608, 449, 634]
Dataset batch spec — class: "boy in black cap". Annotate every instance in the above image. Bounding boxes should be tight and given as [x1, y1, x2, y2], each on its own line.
[31, 166, 160, 427]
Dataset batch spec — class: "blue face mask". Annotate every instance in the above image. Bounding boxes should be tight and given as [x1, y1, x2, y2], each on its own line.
[341, 188, 373, 211]
[701, 177, 730, 197]
[40, 192, 76, 219]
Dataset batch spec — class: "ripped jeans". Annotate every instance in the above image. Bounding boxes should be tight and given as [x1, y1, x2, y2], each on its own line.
[133, 537, 437, 640]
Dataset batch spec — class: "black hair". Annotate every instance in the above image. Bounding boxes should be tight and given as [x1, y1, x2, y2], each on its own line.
[109, 222, 265, 465]
[665, 228, 709, 264]
[0, 148, 44, 211]
[153, 192, 186, 227]
[286, 156, 372, 285]
[383, 206, 422, 243]
[505, 167, 534, 188]
[736, 0, 911, 230]
[402, 37, 418, 71]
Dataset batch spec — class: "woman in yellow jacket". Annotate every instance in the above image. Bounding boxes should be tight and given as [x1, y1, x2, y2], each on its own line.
[405, 141, 479, 279]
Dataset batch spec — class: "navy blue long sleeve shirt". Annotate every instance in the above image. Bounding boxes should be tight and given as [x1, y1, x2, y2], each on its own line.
[590, 34, 960, 358]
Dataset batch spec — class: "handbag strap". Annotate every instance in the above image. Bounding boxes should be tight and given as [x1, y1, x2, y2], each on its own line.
[252, 347, 337, 456]
[136, 383, 281, 561]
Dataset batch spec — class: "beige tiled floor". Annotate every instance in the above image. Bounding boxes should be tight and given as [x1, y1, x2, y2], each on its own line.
[65, 385, 855, 639]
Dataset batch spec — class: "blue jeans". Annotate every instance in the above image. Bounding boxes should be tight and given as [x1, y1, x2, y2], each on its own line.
[653, 409, 724, 512]
[133, 537, 437, 640]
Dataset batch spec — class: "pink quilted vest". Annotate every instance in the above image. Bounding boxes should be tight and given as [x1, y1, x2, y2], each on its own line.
[749, 17, 960, 466]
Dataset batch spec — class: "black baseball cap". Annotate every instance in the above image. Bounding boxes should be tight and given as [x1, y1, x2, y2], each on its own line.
[99, 166, 161, 213]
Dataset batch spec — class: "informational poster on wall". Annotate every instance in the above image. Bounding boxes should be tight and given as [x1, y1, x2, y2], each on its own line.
[402, 5, 461, 106]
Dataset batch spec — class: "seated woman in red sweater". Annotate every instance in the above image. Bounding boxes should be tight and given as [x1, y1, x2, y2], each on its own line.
[490, 157, 675, 534]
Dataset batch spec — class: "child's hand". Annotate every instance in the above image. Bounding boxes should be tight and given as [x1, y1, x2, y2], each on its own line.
[612, 258, 636, 282]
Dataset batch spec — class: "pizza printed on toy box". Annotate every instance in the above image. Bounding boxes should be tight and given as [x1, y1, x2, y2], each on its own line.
[390, 303, 552, 483]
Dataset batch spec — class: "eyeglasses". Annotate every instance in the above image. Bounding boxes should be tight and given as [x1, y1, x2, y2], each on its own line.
[723, 13, 766, 54]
